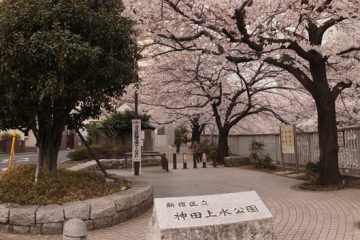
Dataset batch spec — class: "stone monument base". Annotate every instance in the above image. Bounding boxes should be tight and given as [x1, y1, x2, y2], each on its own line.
[147, 191, 274, 240]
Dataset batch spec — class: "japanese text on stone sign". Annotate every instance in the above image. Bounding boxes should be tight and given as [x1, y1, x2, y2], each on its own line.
[165, 200, 259, 221]
[132, 120, 141, 162]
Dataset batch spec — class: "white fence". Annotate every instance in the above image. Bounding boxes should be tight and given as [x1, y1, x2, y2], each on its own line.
[202, 127, 360, 174]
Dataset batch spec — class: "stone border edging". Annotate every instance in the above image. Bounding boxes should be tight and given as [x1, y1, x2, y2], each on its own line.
[0, 170, 154, 235]
[68, 158, 161, 172]
[224, 156, 250, 167]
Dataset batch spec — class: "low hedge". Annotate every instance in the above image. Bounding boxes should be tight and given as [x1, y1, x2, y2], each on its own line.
[67, 144, 130, 161]
[0, 164, 131, 205]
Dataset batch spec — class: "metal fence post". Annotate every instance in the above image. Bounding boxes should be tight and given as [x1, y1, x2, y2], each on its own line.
[279, 127, 285, 171]
[294, 125, 299, 173]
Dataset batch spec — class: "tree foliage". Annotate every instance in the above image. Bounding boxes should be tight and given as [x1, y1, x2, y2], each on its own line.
[100, 110, 153, 138]
[0, 0, 138, 172]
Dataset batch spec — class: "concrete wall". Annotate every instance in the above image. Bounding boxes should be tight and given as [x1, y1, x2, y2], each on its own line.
[154, 124, 175, 148]
[202, 134, 281, 161]
[155, 135, 168, 147]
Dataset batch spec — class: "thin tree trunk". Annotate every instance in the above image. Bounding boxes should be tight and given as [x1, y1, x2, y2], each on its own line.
[316, 97, 340, 185]
[75, 127, 108, 177]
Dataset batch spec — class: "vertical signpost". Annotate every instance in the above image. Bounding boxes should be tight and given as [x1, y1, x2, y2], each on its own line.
[132, 119, 141, 176]
[280, 124, 298, 173]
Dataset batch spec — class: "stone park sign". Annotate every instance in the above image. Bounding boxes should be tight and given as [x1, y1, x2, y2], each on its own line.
[147, 191, 274, 240]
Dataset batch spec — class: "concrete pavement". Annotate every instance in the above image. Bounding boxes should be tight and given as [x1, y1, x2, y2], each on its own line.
[1, 149, 360, 240]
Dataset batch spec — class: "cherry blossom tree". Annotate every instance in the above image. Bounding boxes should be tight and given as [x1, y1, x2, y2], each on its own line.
[126, 48, 304, 163]
[124, 0, 360, 185]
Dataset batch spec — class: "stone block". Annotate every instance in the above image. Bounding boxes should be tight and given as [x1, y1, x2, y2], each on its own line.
[112, 211, 127, 225]
[87, 197, 116, 220]
[127, 206, 139, 219]
[0, 204, 9, 223]
[9, 205, 38, 226]
[108, 193, 131, 211]
[63, 201, 91, 220]
[142, 198, 154, 211]
[84, 220, 94, 231]
[63, 219, 87, 239]
[36, 204, 64, 223]
[41, 222, 63, 234]
[129, 189, 145, 207]
[30, 224, 41, 234]
[93, 216, 112, 230]
[0, 223, 13, 233]
[142, 185, 154, 202]
[147, 191, 274, 240]
[12, 225, 30, 234]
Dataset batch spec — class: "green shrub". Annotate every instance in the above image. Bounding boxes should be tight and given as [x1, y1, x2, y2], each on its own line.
[0, 164, 131, 205]
[203, 141, 218, 161]
[249, 140, 275, 169]
[306, 161, 320, 173]
[67, 144, 130, 161]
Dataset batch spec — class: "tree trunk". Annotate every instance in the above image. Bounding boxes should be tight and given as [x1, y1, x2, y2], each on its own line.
[216, 128, 229, 163]
[192, 130, 201, 143]
[309, 56, 341, 185]
[191, 124, 204, 142]
[38, 135, 62, 172]
[315, 96, 340, 185]
[37, 106, 67, 173]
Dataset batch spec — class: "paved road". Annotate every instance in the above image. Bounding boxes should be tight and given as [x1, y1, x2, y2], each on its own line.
[1, 161, 360, 240]
[0, 150, 71, 170]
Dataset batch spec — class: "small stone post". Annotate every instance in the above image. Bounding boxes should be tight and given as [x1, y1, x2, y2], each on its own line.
[202, 153, 207, 168]
[63, 219, 87, 240]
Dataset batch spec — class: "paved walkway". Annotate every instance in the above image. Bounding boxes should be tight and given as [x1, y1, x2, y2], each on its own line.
[1, 156, 360, 240]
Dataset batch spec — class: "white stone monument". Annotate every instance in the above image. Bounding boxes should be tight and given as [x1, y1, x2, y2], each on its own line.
[147, 191, 274, 240]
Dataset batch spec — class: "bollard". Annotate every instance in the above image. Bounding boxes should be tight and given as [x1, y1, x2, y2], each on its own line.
[165, 159, 169, 172]
[202, 153, 207, 168]
[173, 153, 177, 169]
[162, 153, 169, 172]
[183, 153, 187, 169]
[161, 153, 166, 170]
[63, 219, 87, 240]
[193, 154, 197, 169]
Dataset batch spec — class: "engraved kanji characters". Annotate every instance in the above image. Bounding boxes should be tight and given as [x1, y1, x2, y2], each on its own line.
[174, 212, 187, 221]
